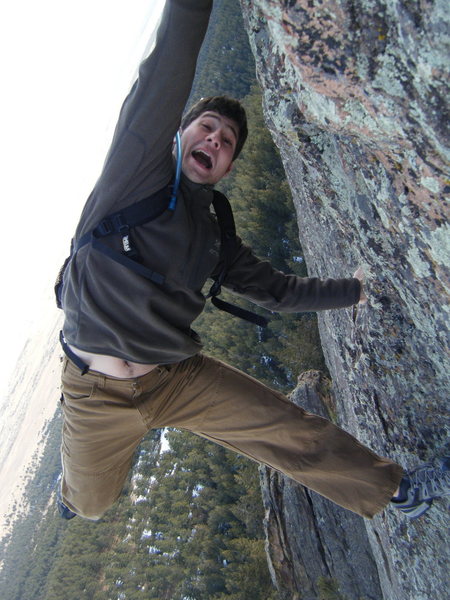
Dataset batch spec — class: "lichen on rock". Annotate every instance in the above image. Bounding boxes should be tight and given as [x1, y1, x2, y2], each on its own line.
[241, 1, 450, 598]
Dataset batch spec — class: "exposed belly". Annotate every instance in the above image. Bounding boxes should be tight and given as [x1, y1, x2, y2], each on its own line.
[68, 344, 158, 378]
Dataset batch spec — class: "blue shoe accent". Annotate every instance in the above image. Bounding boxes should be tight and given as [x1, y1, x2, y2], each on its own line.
[58, 499, 77, 520]
[391, 456, 450, 519]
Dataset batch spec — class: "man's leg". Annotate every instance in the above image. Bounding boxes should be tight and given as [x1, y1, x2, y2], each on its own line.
[60, 358, 170, 519]
[147, 354, 403, 518]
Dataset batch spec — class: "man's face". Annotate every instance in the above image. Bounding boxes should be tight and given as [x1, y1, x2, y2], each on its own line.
[179, 111, 238, 185]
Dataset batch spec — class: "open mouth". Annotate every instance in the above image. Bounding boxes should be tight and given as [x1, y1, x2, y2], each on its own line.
[192, 149, 212, 169]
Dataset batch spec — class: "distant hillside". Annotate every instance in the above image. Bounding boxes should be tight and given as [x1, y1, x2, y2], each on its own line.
[0, 302, 62, 542]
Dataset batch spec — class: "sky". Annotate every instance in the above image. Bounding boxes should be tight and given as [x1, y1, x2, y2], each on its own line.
[0, 0, 166, 398]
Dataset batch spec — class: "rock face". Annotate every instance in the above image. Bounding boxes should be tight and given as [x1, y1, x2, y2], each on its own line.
[240, 2, 449, 599]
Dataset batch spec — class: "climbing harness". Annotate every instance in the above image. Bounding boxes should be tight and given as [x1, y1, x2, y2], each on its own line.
[56, 131, 268, 369]
[206, 190, 268, 328]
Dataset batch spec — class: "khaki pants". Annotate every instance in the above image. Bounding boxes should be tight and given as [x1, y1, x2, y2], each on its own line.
[60, 354, 403, 520]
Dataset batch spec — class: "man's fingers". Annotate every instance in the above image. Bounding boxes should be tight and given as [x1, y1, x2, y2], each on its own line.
[353, 267, 367, 305]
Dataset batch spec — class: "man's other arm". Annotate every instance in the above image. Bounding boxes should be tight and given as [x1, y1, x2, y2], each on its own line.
[221, 240, 362, 312]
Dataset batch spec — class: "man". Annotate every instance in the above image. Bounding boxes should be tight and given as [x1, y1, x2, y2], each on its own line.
[57, 0, 449, 521]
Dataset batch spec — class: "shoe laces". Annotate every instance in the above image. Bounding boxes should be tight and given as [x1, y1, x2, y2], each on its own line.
[409, 460, 450, 501]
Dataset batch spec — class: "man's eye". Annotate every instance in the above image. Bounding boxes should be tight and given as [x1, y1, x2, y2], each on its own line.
[202, 123, 211, 130]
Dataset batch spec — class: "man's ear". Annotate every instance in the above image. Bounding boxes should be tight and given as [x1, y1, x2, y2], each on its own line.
[224, 161, 234, 176]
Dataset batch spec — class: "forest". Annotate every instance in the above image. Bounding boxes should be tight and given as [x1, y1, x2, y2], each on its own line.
[0, 1, 326, 598]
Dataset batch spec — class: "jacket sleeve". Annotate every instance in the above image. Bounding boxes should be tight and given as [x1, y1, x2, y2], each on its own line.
[221, 238, 361, 312]
[76, 0, 213, 236]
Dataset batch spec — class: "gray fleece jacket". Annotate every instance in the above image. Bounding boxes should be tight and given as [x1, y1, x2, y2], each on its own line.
[60, 0, 360, 365]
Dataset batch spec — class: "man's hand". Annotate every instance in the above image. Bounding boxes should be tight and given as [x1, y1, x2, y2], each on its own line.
[353, 267, 368, 305]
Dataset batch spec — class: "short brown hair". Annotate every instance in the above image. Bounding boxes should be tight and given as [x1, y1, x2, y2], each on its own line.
[181, 95, 248, 160]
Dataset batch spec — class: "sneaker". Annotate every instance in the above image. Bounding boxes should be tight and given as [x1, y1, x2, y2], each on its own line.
[56, 481, 77, 520]
[57, 498, 78, 520]
[391, 457, 450, 519]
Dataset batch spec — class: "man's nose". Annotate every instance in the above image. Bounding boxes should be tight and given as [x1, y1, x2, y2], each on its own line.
[206, 132, 220, 148]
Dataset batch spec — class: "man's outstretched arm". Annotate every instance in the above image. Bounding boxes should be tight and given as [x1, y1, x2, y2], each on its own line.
[221, 239, 362, 313]
[76, 0, 213, 236]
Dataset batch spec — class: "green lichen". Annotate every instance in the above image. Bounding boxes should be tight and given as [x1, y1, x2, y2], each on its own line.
[420, 176, 441, 193]
[316, 577, 353, 600]
[406, 245, 432, 278]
